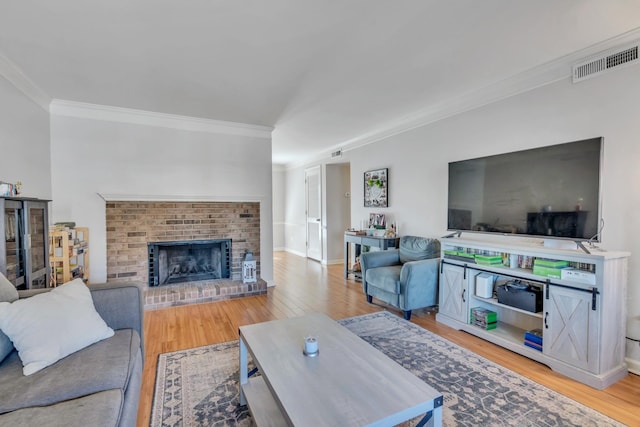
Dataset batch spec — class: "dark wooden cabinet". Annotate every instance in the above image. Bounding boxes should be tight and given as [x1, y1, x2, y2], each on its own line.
[1, 197, 50, 290]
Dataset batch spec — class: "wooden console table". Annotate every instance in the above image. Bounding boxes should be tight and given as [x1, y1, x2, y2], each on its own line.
[344, 233, 399, 280]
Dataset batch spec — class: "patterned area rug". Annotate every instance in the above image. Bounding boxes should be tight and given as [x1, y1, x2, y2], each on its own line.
[151, 311, 623, 427]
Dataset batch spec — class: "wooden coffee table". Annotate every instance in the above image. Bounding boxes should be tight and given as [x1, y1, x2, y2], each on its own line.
[239, 312, 443, 426]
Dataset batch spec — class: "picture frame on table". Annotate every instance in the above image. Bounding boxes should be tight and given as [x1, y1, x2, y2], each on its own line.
[369, 213, 386, 228]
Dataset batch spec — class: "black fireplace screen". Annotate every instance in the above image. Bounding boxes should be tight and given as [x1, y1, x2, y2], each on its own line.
[148, 239, 231, 286]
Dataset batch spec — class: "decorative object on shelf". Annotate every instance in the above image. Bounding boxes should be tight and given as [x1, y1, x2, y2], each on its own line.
[0, 181, 21, 197]
[364, 168, 388, 207]
[242, 251, 257, 283]
[0, 182, 11, 197]
[384, 223, 397, 238]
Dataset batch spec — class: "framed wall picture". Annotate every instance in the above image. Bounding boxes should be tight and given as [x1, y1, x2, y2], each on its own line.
[364, 168, 388, 207]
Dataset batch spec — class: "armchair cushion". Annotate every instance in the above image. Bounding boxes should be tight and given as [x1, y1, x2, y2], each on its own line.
[365, 265, 402, 294]
[399, 236, 440, 263]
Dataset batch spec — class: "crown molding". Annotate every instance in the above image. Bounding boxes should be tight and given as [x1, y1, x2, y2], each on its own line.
[50, 100, 274, 139]
[0, 51, 51, 111]
[290, 27, 640, 169]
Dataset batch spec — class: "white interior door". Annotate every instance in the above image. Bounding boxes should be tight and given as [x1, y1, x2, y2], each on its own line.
[305, 166, 322, 261]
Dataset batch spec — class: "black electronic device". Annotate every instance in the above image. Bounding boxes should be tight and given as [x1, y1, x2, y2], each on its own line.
[447, 137, 602, 242]
[496, 283, 543, 313]
[504, 280, 528, 290]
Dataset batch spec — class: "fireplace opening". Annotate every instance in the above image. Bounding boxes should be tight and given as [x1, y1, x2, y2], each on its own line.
[148, 239, 231, 286]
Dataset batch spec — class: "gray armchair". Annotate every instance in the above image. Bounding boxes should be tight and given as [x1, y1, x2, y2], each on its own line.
[360, 236, 440, 320]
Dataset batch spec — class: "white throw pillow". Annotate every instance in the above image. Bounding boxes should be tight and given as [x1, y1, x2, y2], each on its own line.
[0, 271, 18, 303]
[0, 272, 19, 362]
[0, 278, 114, 375]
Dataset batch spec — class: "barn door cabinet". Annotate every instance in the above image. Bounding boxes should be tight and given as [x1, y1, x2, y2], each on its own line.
[1, 197, 50, 290]
[435, 236, 629, 389]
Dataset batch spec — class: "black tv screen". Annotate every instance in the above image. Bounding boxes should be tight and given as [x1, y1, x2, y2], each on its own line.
[447, 137, 602, 241]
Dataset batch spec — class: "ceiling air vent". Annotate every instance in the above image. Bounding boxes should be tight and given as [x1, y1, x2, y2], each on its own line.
[331, 149, 342, 158]
[573, 43, 639, 83]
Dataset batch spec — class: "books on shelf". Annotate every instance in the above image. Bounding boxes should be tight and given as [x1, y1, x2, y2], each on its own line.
[532, 258, 569, 279]
[524, 340, 543, 352]
[470, 307, 497, 330]
[524, 328, 543, 351]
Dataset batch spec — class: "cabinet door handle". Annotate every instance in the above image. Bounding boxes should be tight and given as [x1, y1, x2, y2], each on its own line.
[545, 280, 550, 299]
[462, 289, 466, 303]
[544, 312, 549, 329]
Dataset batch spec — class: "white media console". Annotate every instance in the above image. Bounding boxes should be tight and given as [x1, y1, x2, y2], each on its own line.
[436, 235, 630, 389]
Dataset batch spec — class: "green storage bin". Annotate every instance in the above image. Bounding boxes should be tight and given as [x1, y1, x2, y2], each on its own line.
[533, 265, 565, 278]
[475, 255, 504, 265]
[534, 258, 569, 268]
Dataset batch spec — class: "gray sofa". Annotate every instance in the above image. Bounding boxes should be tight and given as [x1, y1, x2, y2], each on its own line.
[0, 282, 144, 427]
[361, 236, 440, 320]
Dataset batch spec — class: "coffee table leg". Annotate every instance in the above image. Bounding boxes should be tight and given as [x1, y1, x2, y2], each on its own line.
[239, 335, 248, 406]
[415, 395, 443, 427]
[432, 403, 442, 426]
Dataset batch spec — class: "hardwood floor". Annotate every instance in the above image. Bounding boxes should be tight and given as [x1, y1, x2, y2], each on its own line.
[137, 251, 640, 427]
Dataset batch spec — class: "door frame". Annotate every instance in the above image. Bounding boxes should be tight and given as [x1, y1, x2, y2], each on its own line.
[305, 165, 322, 261]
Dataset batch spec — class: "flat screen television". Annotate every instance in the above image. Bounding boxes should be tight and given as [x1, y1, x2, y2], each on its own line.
[447, 137, 602, 242]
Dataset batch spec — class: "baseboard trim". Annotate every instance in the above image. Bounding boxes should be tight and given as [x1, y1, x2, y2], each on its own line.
[283, 248, 306, 258]
[625, 357, 640, 375]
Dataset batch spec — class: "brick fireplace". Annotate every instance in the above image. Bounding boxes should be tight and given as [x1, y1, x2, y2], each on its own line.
[106, 201, 266, 308]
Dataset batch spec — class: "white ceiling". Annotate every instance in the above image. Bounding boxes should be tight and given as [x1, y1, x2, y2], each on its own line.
[1, 1, 640, 166]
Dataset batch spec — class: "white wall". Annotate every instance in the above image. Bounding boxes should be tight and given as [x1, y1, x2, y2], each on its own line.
[272, 167, 286, 250]
[345, 64, 640, 372]
[0, 76, 51, 199]
[49, 114, 274, 285]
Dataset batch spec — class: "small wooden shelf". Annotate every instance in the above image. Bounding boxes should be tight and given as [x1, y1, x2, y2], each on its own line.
[49, 226, 89, 286]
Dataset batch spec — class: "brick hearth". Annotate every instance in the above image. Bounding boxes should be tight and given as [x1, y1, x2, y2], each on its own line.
[105, 201, 260, 287]
[143, 278, 267, 310]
